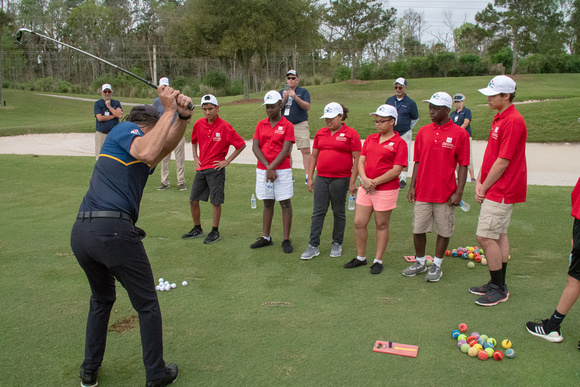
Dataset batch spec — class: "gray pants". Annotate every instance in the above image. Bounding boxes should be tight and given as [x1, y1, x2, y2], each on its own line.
[309, 176, 349, 247]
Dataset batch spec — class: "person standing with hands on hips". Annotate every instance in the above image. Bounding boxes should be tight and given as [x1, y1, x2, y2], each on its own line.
[281, 70, 311, 184]
[251, 90, 295, 253]
[94, 83, 123, 159]
[469, 75, 527, 307]
[450, 94, 475, 183]
[300, 102, 361, 260]
[71, 84, 193, 387]
[385, 77, 419, 189]
[343, 105, 407, 275]
[154, 77, 188, 191]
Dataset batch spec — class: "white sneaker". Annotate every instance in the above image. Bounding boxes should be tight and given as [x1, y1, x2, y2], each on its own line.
[300, 244, 320, 260]
[402, 261, 427, 277]
[330, 242, 342, 257]
[425, 264, 442, 282]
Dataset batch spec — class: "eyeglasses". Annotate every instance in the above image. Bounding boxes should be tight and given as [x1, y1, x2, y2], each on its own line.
[103, 90, 112, 93]
[373, 119, 393, 125]
[394, 86, 404, 90]
[287, 77, 297, 80]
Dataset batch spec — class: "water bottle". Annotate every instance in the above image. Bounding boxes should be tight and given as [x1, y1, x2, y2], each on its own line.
[348, 194, 356, 210]
[459, 200, 470, 212]
[265, 180, 273, 196]
[251, 194, 256, 209]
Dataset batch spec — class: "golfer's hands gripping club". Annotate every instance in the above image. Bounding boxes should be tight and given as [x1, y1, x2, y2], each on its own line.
[158, 85, 194, 115]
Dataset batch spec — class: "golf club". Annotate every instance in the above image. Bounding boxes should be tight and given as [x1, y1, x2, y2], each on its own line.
[16, 28, 194, 110]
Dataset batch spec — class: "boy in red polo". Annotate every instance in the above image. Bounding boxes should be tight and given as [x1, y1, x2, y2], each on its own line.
[526, 178, 580, 345]
[251, 90, 295, 253]
[469, 75, 527, 306]
[402, 92, 470, 282]
[182, 94, 246, 244]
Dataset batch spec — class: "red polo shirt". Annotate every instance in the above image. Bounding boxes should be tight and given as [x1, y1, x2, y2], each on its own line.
[313, 124, 361, 178]
[413, 119, 470, 203]
[360, 132, 407, 191]
[480, 104, 527, 204]
[572, 178, 580, 220]
[191, 116, 246, 171]
[253, 116, 295, 170]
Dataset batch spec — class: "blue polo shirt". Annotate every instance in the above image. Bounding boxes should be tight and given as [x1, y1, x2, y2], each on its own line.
[450, 107, 472, 136]
[79, 121, 154, 222]
[385, 94, 419, 135]
[94, 99, 122, 133]
[279, 86, 310, 124]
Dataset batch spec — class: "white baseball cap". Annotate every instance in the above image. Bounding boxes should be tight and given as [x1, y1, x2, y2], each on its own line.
[286, 70, 298, 77]
[393, 77, 407, 86]
[261, 90, 282, 106]
[159, 77, 170, 86]
[423, 92, 452, 108]
[370, 104, 398, 124]
[201, 94, 219, 106]
[320, 102, 343, 119]
[478, 75, 516, 96]
[101, 83, 112, 92]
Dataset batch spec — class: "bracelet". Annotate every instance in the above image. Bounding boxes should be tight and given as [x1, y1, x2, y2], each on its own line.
[178, 114, 191, 120]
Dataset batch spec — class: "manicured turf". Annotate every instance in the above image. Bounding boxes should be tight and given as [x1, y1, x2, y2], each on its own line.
[0, 155, 578, 386]
[3, 73, 580, 142]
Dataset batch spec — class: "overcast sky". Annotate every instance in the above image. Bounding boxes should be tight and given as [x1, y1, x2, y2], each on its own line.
[387, 0, 493, 44]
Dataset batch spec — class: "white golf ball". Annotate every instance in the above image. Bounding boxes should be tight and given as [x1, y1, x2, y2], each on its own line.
[164, 281, 169, 286]
[159, 278, 164, 283]
[171, 283, 176, 289]
[182, 281, 188, 286]
[159, 286, 164, 292]
[164, 284, 171, 291]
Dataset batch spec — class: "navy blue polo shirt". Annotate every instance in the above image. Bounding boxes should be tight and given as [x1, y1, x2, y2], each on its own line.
[94, 99, 122, 133]
[279, 86, 310, 124]
[385, 94, 419, 135]
[79, 121, 154, 222]
[450, 107, 472, 136]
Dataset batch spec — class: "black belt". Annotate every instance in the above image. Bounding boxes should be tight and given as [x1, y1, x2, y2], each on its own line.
[77, 211, 133, 223]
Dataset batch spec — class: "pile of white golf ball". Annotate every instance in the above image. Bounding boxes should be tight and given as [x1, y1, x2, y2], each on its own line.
[156, 277, 188, 292]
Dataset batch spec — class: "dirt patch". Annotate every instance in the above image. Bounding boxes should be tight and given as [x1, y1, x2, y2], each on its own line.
[340, 79, 371, 85]
[263, 301, 293, 307]
[223, 98, 262, 106]
[109, 314, 139, 333]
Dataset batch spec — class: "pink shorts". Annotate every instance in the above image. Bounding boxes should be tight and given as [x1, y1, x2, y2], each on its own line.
[355, 186, 399, 211]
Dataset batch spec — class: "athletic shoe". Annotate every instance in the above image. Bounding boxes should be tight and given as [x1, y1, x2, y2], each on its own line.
[344, 257, 367, 268]
[182, 227, 204, 239]
[400, 180, 406, 189]
[204, 230, 220, 244]
[425, 264, 442, 282]
[474, 283, 509, 306]
[251, 237, 273, 249]
[330, 242, 342, 258]
[401, 261, 427, 277]
[370, 262, 383, 274]
[79, 367, 98, 387]
[525, 319, 563, 342]
[305, 177, 308, 185]
[157, 183, 170, 191]
[470, 178, 476, 183]
[300, 244, 320, 260]
[282, 239, 293, 253]
[469, 282, 509, 296]
[146, 363, 178, 387]
[179, 183, 187, 191]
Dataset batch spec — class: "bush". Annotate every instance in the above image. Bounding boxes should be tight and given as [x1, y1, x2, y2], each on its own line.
[226, 80, 243, 96]
[33, 77, 57, 92]
[202, 69, 228, 89]
[331, 66, 351, 83]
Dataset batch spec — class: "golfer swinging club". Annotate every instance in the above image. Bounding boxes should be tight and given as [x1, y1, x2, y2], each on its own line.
[70, 85, 192, 387]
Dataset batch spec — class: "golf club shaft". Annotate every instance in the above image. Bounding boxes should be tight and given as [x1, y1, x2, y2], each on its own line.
[16, 28, 194, 110]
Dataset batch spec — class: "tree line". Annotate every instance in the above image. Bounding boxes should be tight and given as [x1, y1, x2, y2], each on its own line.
[1, 0, 580, 103]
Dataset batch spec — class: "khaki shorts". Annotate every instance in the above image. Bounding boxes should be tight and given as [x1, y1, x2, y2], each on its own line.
[413, 201, 455, 238]
[293, 121, 310, 150]
[476, 199, 514, 239]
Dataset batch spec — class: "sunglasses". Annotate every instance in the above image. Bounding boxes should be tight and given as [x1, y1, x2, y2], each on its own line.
[287, 77, 297, 80]
[102, 90, 112, 93]
[394, 86, 404, 90]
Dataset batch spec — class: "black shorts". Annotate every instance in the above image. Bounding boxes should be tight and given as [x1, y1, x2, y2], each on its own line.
[569, 218, 580, 280]
[190, 168, 225, 205]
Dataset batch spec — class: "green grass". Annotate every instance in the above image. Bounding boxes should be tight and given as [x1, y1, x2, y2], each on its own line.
[2, 73, 580, 142]
[0, 154, 579, 386]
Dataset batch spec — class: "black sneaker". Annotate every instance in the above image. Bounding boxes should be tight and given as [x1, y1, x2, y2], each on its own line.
[370, 262, 383, 274]
[474, 283, 509, 306]
[250, 237, 273, 249]
[525, 319, 563, 342]
[344, 257, 367, 268]
[182, 227, 204, 239]
[469, 281, 509, 296]
[400, 180, 406, 189]
[79, 367, 98, 387]
[146, 363, 178, 387]
[204, 230, 221, 244]
[282, 239, 293, 253]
